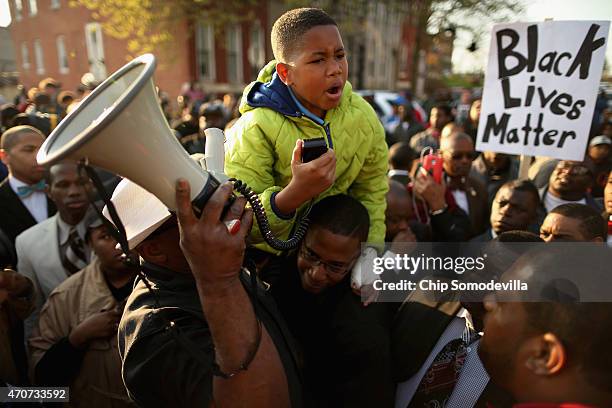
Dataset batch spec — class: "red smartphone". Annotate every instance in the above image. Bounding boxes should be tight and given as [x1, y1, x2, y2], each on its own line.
[420, 150, 443, 183]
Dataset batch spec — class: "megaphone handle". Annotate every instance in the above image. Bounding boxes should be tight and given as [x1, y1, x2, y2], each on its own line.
[192, 173, 222, 213]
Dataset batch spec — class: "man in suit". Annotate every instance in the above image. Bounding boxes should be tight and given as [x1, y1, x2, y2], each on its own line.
[439, 132, 489, 238]
[471, 180, 540, 242]
[16, 162, 94, 339]
[392, 232, 543, 408]
[0, 126, 56, 267]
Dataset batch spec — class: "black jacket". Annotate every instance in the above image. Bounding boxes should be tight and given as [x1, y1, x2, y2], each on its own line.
[118, 263, 303, 408]
[0, 178, 56, 266]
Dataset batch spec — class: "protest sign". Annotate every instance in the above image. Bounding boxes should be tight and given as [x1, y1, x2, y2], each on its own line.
[476, 21, 610, 161]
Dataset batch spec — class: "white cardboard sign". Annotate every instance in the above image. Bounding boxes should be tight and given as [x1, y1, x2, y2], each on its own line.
[476, 21, 610, 161]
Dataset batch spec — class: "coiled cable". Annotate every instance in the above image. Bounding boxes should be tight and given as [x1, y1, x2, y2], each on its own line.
[230, 178, 310, 251]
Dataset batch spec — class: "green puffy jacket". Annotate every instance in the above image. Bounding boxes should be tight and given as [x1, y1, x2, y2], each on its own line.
[225, 61, 388, 254]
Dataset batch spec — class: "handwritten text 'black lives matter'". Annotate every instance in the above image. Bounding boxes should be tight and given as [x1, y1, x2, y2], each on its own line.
[482, 23, 606, 148]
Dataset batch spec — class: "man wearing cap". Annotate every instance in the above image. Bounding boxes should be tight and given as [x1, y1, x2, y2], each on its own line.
[29, 220, 138, 407]
[38, 77, 64, 118]
[585, 135, 612, 198]
[115, 178, 300, 407]
[0, 126, 56, 267]
[16, 162, 95, 339]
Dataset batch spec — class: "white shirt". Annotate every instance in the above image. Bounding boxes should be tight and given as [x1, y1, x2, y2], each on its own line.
[543, 191, 586, 213]
[9, 176, 48, 223]
[395, 309, 489, 408]
[388, 169, 411, 178]
[452, 189, 470, 215]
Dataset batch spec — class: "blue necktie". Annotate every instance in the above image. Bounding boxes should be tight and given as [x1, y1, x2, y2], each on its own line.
[16, 180, 46, 198]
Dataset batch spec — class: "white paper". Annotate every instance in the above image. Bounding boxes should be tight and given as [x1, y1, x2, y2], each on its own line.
[476, 21, 610, 161]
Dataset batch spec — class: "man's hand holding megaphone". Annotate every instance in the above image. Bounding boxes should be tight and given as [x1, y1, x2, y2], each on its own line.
[175, 179, 253, 291]
[173, 178, 290, 405]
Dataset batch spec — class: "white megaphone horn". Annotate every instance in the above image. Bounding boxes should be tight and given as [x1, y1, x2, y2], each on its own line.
[37, 54, 219, 211]
[37, 54, 308, 251]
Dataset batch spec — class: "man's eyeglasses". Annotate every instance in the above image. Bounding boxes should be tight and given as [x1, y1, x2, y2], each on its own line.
[299, 244, 358, 276]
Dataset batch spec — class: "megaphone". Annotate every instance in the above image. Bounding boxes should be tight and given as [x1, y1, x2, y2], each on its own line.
[37, 54, 218, 211]
[37, 54, 307, 251]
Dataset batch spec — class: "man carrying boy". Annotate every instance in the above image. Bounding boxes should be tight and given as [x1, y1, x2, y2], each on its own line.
[225, 8, 388, 260]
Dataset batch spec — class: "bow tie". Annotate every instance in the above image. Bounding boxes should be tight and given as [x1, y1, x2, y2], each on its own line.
[16, 180, 46, 198]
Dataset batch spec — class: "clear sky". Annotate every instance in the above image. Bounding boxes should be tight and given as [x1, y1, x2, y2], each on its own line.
[0, 0, 10, 27]
[453, 0, 612, 74]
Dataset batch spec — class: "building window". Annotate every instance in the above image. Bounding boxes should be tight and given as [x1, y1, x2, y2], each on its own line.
[226, 25, 243, 84]
[21, 42, 30, 70]
[56, 35, 69, 74]
[51, 0, 60, 9]
[28, 0, 37, 16]
[195, 23, 215, 81]
[14, 0, 23, 21]
[33, 39, 44, 74]
[248, 21, 265, 80]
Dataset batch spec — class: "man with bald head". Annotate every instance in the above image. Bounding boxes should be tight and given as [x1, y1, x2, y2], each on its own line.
[0, 126, 56, 266]
[440, 132, 489, 237]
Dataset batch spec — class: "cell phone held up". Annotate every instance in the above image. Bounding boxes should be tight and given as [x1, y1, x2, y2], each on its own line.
[301, 137, 328, 163]
[420, 150, 443, 184]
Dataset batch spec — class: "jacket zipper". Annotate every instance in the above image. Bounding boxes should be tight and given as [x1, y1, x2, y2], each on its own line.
[295, 112, 334, 149]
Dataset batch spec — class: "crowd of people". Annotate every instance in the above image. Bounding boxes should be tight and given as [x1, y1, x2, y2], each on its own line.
[1, 6, 612, 408]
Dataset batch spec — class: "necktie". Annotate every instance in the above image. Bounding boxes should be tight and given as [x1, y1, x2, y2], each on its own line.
[16, 180, 46, 198]
[62, 227, 88, 275]
[409, 325, 477, 408]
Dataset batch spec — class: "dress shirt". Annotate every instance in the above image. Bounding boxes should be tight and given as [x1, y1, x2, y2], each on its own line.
[8, 176, 48, 223]
[452, 189, 470, 215]
[543, 191, 586, 213]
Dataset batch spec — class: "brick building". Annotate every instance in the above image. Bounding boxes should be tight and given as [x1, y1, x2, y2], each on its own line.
[7, 0, 285, 99]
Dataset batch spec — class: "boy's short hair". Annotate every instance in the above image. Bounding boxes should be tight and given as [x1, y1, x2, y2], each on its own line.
[271, 8, 337, 63]
[309, 194, 369, 242]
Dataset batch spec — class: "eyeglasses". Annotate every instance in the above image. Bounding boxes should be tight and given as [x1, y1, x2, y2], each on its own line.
[299, 244, 358, 276]
[555, 162, 590, 176]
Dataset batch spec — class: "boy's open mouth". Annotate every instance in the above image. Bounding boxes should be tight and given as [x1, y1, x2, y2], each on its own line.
[326, 86, 342, 99]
